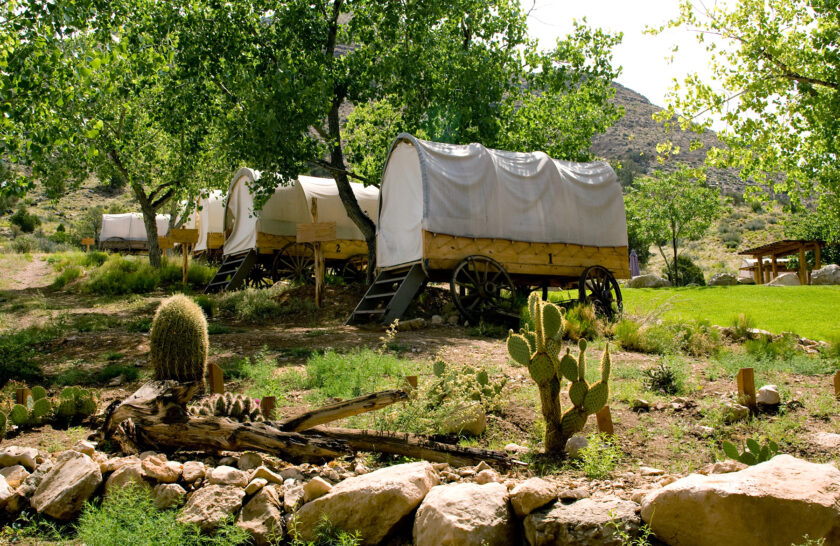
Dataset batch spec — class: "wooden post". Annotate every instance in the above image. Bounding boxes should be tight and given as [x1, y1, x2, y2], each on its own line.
[799, 245, 807, 285]
[596, 406, 614, 436]
[405, 376, 418, 389]
[81, 237, 95, 252]
[311, 198, 325, 309]
[814, 243, 822, 271]
[752, 262, 760, 284]
[737, 367, 756, 412]
[756, 255, 764, 285]
[260, 396, 276, 420]
[182, 243, 190, 284]
[771, 255, 778, 280]
[209, 363, 224, 394]
[15, 387, 31, 405]
[834, 371, 840, 399]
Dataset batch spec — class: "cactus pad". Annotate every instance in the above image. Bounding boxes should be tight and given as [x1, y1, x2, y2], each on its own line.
[9, 404, 29, 426]
[557, 351, 578, 382]
[600, 346, 612, 382]
[528, 353, 556, 386]
[31, 386, 47, 400]
[561, 409, 586, 436]
[32, 398, 51, 420]
[0, 413, 6, 439]
[583, 382, 609, 413]
[507, 334, 532, 366]
[569, 381, 589, 407]
[542, 303, 564, 340]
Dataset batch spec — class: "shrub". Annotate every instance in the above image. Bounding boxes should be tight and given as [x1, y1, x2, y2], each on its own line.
[562, 304, 605, 341]
[0, 321, 66, 386]
[731, 313, 755, 340]
[663, 255, 706, 286]
[744, 218, 765, 231]
[302, 349, 410, 402]
[642, 361, 683, 395]
[575, 433, 621, 479]
[9, 205, 41, 233]
[125, 317, 153, 333]
[84, 256, 160, 295]
[216, 287, 285, 322]
[150, 295, 208, 384]
[721, 231, 742, 249]
[193, 295, 216, 318]
[749, 200, 764, 213]
[52, 265, 82, 289]
[187, 262, 217, 286]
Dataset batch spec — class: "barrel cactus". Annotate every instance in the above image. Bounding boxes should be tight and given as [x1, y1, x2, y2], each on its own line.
[507, 292, 612, 454]
[188, 393, 263, 422]
[150, 294, 209, 384]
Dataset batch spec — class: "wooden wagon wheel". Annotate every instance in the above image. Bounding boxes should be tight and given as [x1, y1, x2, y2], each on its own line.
[244, 261, 273, 289]
[341, 254, 368, 284]
[578, 265, 623, 320]
[272, 242, 315, 284]
[450, 255, 519, 323]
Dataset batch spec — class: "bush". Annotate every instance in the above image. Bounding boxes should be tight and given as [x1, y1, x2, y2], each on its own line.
[52, 265, 82, 289]
[575, 433, 621, 479]
[76, 486, 249, 546]
[663, 255, 706, 286]
[749, 200, 764, 213]
[193, 295, 216, 318]
[0, 321, 67, 386]
[562, 304, 605, 341]
[642, 361, 683, 394]
[82, 255, 210, 295]
[9, 205, 41, 233]
[744, 218, 765, 231]
[302, 349, 410, 402]
[216, 286, 286, 322]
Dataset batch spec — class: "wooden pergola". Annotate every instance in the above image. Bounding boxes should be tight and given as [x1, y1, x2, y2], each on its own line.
[739, 239, 824, 285]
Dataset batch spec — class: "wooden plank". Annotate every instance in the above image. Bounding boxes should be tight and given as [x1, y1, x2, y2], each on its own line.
[169, 228, 199, 245]
[256, 232, 295, 251]
[756, 255, 764, 285]
[209, 364, 224, 394]
[15, 387, 31, 405]
[81, 237, 95, 251]
[596, 406, 614, 435]
[322, 239, 368, 260]
[157, 236, 175, 250]
[206, 232, 225, 250]
[799, 246, 807, 285]
[181, 243, 190, 284]
[297, 222, 337, 244]
[426, 258, 630, 280]
[737, 368, 756, 411]
[260, 396, 276, 420]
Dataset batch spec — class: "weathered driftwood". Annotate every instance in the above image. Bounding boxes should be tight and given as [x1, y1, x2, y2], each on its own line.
[276, 390, 408, 432]
[103, 381, 515, 468]
[306, 427, 519, 468]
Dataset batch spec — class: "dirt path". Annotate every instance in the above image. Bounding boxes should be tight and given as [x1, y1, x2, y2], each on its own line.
[1, 254, 54, 292]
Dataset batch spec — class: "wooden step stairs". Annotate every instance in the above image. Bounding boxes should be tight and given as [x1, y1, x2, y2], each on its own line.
[346, 263, 427, 325]
[204, 250, 258, 294]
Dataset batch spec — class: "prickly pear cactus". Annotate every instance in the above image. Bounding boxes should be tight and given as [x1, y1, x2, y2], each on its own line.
[53, 386, 98, 424]
[0, 412, 6, 440]
[506, 292, 612, 454]
[150, 294, 209, 385]
[188, 393, 264, 422]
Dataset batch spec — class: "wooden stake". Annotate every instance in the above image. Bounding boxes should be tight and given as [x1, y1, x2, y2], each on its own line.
[15, 387, 31, 405]
[311, 198, 325, 308]
[799, 246, 807, 285]
[209, 364, 224, 394]
[260, 396, 276, 420]
[596, 406, 614, 435]
[182, 243, 190, 284]
[737, 367, 756, 411]
[405, 376, 418, 389]
[834, 371, 840, 399]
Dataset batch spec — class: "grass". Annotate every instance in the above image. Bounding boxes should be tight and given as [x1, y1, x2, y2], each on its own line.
[296, 348, 412, 402]
[53, 362, 140, 386]
[623, 286, 840, 341]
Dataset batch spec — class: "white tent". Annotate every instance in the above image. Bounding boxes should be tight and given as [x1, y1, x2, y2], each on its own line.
[194, 190, 226, 252]
[223, 167, 379, 256]
[377, 134, 628, 268]
[99, 213, 170, 247]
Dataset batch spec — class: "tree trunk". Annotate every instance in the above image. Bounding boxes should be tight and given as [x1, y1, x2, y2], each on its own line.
[133, 184, 162, 268]
[276, 390, 408, 432]
[671, 236, 679, 287]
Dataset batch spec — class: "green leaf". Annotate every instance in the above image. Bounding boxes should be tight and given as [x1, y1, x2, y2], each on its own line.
[433, 360, 446, 378]
[746, 438, 760, 454]
[722, 441, 740, 460]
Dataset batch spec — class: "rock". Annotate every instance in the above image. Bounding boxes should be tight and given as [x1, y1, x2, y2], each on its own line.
[626, 274, 671, 288]
[295, 462, 439, 545]
[709, 273, 738, 286]
[252, 466, 284, 485]
[14, 460, 52, 499]
[153, 483, 186, 509]
[0, 465, 30, 489]
[431, 314, 443, 325]
[692, 425, 715, 437]
[105, 463, 149, 495]
[238, 452, 262, 472]
[564, 435, 588, 459]
[141, 456, 181, 483]
[697, 459, 748, 475]
[31, 451, 102, 520]
[643, 455, 840, 545]
[557, 487, 590, 501]
[474, 469, 501, 485]
[811, 264, 840, 285]
[524, 496, 640, 546]
[245, 478, 268, 495]
[414, 482, 513, 546]
[639, 466, 664, 477]
[0, 475, 13, 509]
[283, 484, 304, 512]
[441, 402, 486, 436]
[182, 461, 206, 483]
[813, 432, 840, 449]
[737, 276, 755, 284]
[510, 478, 556, 517]
[0, 446, 39, 471]
[723, 402, 750, 423]
[177, 485, 246, 532]
[238, 486, 284, 545]
[139, 451, 158, 460]
[629, 398, 650, 411]
[209, 465, 249, 487]
[303, 476, 332, 502]
[72, 440, 96, 457]
[503, 443, 530, 455]
[447, 314, 459, 325]
[101, 456, 140, 474]
[768, 272, 801, 286]
[757, 384, 781, 405]
[279, 466, 305, 482]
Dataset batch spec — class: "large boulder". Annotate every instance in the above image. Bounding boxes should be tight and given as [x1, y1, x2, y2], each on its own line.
[294, 461, 439, 545]
[0, 475, 13, 509]
[510, 478, 556, 517]
[105, 463, 149, 495]
[524, 497, 640, 546]
[0, 446, 39, 471]
[641, 455, 840, 545]
[708, 273, 738, 286]
[177, 485, 246, 532]
[30, 451, 102, 520]
[767, 272, 801, 286]
[811, 264, 840, 285]
[413, 482, 514, 546]
[626, 274, 671, 288]
[237, 485, 284, 545]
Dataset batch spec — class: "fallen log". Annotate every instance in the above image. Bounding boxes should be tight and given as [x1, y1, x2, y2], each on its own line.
[306, 427, 518, 469]
[276, 390, 409, 432]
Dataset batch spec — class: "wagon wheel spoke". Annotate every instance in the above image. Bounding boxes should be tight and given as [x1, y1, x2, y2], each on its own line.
[273, 242, 315, 284]
[451, 255, 516, 323]
[579, 265, 623, 321]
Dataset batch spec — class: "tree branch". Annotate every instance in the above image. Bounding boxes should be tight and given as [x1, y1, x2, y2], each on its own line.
[308, 159, 369, 185]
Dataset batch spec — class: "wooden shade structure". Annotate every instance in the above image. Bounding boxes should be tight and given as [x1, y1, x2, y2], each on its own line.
[739, 239, 823, 285]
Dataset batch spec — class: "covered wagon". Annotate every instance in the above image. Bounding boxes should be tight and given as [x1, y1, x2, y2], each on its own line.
[99, 213, 171, 252]
[349, 134, 630, 325]
[181, 190, 226, 254]
[205, 168, 379, 292]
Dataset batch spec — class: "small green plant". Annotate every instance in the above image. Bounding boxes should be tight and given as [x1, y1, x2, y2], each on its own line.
[429, 360, 506, 411]
[302, 348, 410, 402]
[641, 361, 682, 395]
[150, 295, 209, 385]
[722, 438, 779, 465]
[289, 514, 362, 546]
[0, 412, 6, 440]
[54, 386, 98, 425]
[6, 387, 52, 427]
[188, 393, 264, 422]
[507, 292, 612, 454]
[576, 433, 621, 479]
[125, 317, 153, 333]
[606, 516, 654, 546]
[731, 313, 755, 339]
[192, 294, 216, 318]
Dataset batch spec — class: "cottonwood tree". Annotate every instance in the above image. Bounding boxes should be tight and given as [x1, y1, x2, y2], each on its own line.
[178, 1, 623, 278]
[625, 165, 721, 286]
[654, 1, 839, 225]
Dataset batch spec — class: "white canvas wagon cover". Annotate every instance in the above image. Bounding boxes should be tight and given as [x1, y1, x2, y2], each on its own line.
[224, 167, 379, 256]
[99, 213, 170, 243]
[194, 190, 225, 252]
[377, 134, 628, 268]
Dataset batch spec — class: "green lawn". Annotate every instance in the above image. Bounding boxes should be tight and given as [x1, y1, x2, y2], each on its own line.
[622, 285, 840, 341]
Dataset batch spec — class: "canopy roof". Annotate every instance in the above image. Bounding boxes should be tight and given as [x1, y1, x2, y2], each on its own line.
[738, 239, 824, 257]
[377, 134, 628, 268]
[194, 190, 225, 252]
[99, 213, 170, 242]
[223, 167, 379, 256]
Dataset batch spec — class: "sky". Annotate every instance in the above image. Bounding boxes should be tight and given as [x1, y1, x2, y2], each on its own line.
[523, 0, 713, 109]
